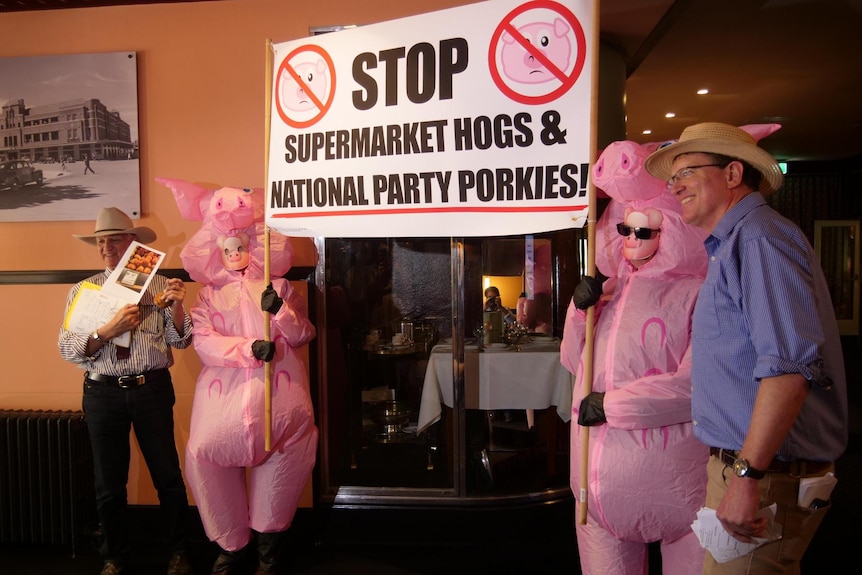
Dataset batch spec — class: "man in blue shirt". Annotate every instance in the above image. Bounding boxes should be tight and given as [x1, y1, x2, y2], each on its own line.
[645, 123, 848, 574]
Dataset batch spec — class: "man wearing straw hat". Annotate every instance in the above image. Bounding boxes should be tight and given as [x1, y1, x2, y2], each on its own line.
[59, 207, 193, 575]
[646, 123, 848, 574]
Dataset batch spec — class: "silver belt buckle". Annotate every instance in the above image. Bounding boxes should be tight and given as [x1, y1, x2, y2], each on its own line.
[118, 374, 144, 388]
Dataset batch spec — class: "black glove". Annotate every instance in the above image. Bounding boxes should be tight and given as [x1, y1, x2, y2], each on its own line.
[261, 283, 283, 314]
[252, 340, 276, 362]
[577, 392, 606, 426]
[573, 276, 603, 310]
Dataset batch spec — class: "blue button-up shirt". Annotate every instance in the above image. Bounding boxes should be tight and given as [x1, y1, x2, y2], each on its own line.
[691, 192, 848, 461]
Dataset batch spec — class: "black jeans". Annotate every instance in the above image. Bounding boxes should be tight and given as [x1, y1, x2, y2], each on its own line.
[82, 372, 190, 564]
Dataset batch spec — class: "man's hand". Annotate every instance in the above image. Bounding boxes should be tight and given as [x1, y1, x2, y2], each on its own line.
[161, 278, 186, 307]
[252, 340, 276, 362]
[577, 392, 606, 426]
[261, 283, 283, 314]
[109, 303, 141, 337]
[716, 475, 768, 543]
[573, 276, 603, 310]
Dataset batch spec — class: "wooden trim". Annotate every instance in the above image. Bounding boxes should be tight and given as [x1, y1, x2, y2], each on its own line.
[0, 267, 315, 285]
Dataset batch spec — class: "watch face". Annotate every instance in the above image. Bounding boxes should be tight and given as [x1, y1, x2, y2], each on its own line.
[732, 457, 765, 479]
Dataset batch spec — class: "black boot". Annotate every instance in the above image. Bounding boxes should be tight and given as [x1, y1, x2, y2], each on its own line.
[254, 530, 286, 574]
[211, 545, 246, 575]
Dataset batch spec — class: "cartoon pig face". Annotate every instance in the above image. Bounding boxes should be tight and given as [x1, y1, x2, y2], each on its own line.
[218, 234, 250, 271]
[279, 59, 329, 112]
[501, 18, 572, 85]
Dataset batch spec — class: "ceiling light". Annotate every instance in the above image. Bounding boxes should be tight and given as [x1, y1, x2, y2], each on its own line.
[665, 112, 676, 118]
[697, 88, 709, 95]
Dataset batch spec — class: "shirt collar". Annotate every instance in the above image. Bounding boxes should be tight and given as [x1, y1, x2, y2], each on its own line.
[709, 191, 767, 244]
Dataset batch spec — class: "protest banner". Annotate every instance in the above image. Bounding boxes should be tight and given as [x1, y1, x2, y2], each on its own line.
[266, 0, 596, 238]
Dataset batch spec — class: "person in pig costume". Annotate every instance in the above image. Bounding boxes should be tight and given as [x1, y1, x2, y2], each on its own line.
[560, 140, 709, 574]
[157, 178, 317, 575]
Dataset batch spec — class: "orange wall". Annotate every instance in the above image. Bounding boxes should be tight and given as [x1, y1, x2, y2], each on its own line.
[0, 0, 473, 506]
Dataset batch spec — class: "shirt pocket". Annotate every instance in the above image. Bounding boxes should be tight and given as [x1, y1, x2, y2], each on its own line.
[693, 281, 722, 340]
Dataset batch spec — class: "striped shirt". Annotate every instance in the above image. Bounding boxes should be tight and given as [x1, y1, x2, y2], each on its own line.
[690, 193, 848, 461]
[58, 269, 193, 376]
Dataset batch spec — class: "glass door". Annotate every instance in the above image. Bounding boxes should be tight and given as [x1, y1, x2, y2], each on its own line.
[314, 230, 583, 504]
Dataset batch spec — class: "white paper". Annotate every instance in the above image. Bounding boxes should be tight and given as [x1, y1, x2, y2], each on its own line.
[691, 505, 781, 563]
[797, 472, 837, 508]
[64, 282, 131, 346]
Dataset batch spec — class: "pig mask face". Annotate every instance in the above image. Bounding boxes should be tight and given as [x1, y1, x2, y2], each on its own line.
[218, 234, 250, 271]
[620, 207, 663, 263]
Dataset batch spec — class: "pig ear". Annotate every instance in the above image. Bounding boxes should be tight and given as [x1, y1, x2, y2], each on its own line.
[739, 123, 781, 142]
[155, 177, 210, 221]
[645, 207, 664, 228]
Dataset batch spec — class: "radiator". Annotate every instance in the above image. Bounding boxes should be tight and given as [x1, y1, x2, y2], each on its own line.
[0, 409, 97, 554]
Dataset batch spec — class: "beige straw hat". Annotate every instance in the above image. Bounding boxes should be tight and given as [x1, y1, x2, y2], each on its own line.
[73, 207, 157, 245]
[644, 122, 784, 194]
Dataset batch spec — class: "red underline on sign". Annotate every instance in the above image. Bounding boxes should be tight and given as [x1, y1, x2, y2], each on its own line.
[271, 204, 587, 219]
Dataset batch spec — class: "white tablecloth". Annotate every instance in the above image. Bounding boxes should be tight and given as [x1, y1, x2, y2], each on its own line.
[416, 338, 573, 434]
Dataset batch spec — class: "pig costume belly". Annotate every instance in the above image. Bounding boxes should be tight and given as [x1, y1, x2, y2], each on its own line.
[561, 274, 708, 574]
[184, 277, 317, 551]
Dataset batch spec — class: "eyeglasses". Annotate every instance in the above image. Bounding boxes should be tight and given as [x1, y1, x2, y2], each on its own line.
[667, 163, 726, 189]
[616, 223, 660, 240]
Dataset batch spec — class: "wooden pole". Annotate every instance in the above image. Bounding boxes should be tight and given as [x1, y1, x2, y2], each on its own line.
[578, 2, 601, 526]
[263, 39, 274, 451]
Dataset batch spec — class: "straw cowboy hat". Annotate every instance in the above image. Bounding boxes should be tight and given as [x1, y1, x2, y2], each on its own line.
[644, 122, 784, 194]
[73, 207, 157, 245]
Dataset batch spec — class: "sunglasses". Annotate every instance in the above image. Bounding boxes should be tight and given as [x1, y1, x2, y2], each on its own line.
[616, 223, 660, 240]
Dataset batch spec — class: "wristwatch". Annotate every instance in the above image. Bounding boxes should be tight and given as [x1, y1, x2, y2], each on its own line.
[91, 330, 102, 342]
[732, 457, 766, 479]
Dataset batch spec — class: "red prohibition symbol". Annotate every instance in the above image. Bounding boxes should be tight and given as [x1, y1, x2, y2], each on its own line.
[488, 0, 587, 105]
[275, 44, 337, 129]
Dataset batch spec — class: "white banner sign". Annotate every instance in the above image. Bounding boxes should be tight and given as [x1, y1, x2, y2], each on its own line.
[266, 0, 595, 238]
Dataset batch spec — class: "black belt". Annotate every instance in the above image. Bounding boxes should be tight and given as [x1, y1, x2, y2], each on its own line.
[709, 447, 832, 476]
[85, 368, 169, 389]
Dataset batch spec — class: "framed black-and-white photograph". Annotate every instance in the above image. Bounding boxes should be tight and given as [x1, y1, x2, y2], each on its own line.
[0, 51, 140, 222]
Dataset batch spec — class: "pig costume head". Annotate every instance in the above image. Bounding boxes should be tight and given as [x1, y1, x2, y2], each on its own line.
[591, 139, 708, 281]
[156, 177, 293, 286]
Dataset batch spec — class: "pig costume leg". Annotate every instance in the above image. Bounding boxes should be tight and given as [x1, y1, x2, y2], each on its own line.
[184, 455, 251, 552]
[246, 416, 318, 534]
[659, 531, 706, 574]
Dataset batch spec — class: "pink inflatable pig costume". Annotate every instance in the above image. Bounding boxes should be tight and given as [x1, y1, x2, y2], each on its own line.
[560, 140, 709, 574]
[157, 178, 317, 574]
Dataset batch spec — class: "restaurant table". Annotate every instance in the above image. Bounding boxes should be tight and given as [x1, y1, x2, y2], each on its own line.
[416, 337, 573, 434]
